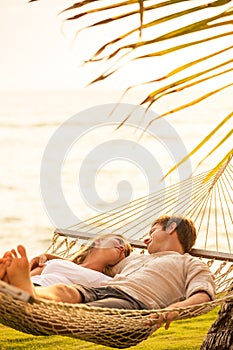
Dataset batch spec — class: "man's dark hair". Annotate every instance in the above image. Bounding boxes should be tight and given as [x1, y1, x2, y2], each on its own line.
[152, 215, 196, 253]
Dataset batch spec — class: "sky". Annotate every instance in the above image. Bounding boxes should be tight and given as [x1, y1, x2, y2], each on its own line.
[0, 0, 142, 91]
[0, 0, 232, 255]
[0, 0, 91, 90]
[0, 0, 232, 91]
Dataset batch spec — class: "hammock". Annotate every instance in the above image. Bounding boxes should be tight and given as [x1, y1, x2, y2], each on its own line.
[0, 156, 232, 349]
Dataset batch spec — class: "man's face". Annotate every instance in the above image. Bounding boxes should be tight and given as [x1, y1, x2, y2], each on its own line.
[144, 223, 169, 254]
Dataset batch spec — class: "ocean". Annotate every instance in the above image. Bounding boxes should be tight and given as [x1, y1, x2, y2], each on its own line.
[0, 88, 232, 258]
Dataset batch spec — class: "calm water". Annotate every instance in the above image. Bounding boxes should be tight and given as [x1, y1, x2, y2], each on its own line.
[0, 89, 232, 257]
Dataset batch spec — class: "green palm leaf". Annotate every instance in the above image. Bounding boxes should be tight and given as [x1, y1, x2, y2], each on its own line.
[163, 111, 233, 177]
[29, 0, 233, 173]
[84, 2, 232, 62]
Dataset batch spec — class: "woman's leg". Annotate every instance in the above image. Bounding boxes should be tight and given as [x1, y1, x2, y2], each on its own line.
[5, 245, 83, 304]
[34, 284, 83, 303]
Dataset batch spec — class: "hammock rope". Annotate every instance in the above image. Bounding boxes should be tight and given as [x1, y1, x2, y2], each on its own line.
[64, 156, 233, 252]
[0, 156, 232, 348]
[0, 280, 232, 349]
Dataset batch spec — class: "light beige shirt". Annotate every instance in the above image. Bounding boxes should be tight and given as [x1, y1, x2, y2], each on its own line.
[102, 251, 216, 309]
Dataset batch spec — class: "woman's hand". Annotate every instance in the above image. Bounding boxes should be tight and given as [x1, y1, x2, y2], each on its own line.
[29, 253, 64, 271]
[29, 254, 48, 271]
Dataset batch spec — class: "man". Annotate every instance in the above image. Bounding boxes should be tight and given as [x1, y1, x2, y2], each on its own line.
[0, 215, 215, 330]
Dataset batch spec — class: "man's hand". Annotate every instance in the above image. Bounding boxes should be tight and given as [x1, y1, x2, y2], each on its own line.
[156, 292, 211, 330]
[157, 307, 180, 330]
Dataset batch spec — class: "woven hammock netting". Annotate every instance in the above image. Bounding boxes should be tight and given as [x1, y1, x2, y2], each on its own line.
[62, 155, 233, 254]
[0, 156, 232, 349]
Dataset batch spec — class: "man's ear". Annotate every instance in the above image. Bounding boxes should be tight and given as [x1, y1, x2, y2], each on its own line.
[167, 222, 177, 234]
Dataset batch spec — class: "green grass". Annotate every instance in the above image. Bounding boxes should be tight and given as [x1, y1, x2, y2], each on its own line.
[0, 308, 218, 349]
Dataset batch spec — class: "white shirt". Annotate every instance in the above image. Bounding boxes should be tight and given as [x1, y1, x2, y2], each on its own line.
[31, 259, 112, 287]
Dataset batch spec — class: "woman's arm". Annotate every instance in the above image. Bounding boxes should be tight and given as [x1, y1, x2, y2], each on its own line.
[29, 253, 67, 271]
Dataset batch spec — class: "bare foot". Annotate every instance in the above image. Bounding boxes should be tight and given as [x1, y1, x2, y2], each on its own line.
[0, 259, 8, 280]
[1, 252, 13, 282]
[0, 251, 13, 281]
[3, 251, 12, 259]
[6, 245, 35, 297]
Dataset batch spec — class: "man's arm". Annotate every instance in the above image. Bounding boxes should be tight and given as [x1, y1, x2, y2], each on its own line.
[157, 292, 211, 330]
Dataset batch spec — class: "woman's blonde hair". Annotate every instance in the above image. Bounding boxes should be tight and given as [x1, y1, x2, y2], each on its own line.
[71, 233, 132, 274]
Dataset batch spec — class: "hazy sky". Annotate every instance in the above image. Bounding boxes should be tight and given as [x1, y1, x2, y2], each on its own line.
[0, 0, 90, 90]
[1, 0, 232, 91]
[0, 0, 143, 91]
[0, 0, 152, 91]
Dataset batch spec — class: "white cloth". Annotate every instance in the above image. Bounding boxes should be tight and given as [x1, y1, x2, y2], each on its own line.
[31, 259, 112, 287]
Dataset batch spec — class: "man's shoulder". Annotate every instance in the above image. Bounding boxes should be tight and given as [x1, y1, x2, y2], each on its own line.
[183, 252, 211, 270]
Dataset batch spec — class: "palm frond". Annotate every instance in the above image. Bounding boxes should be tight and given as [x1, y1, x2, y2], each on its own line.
[203, 150, 233, 181]
[84, 2, 232, 62]
[163, 111, 233, 177]
[93, 40, 233, 82]
[30, 0, 233, 173]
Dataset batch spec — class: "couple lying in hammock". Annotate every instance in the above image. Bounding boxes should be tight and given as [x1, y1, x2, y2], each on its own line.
[30, 233, 132, 288]
[0, 215, 215, 330]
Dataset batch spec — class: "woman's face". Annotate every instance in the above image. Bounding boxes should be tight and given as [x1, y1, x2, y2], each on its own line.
[97, 236, 127, 265]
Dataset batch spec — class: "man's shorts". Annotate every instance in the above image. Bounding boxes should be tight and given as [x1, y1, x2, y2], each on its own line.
[73, 285, 149, 310]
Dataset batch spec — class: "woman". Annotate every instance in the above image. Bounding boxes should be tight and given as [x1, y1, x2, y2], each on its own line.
[29, 234, 132, 287]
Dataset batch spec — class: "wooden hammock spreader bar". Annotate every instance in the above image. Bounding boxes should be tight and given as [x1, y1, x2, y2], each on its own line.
[54, 228, 233, 262]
